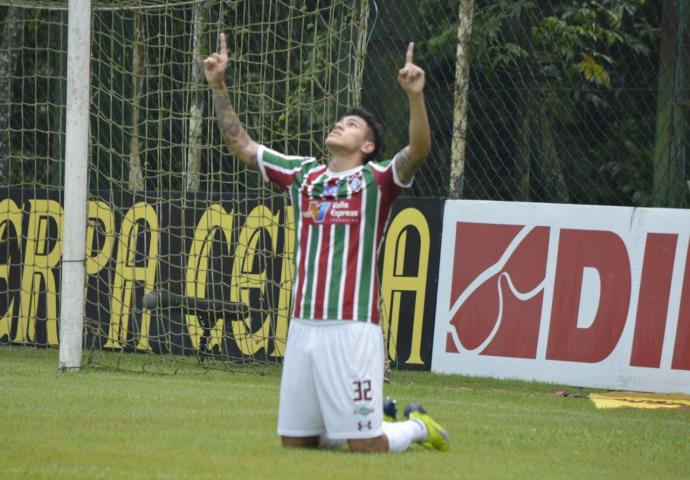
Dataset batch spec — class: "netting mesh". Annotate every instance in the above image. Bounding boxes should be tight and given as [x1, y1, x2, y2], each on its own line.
[363, 0, 679, 205]
[0, 0, 685, 370]
[85, 0, 368, 369]
[89, 1, 367, 193]
[0, 0, 370, 370]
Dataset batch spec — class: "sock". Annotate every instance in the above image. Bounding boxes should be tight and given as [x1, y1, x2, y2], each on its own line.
[318, 435, 347, 449]
[382, 420, 427, 453]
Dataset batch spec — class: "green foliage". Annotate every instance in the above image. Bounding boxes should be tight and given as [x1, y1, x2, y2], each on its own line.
[3, 1, 362, 193]
[531, 0, 648, 89]
[414, 0, 658, 205]
[471, 0, 534, 71]
[4, 8, 66, 188]
[1, 0, 664, 204]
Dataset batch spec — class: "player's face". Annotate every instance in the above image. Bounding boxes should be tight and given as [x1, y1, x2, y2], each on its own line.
[325, 115, 374, 158]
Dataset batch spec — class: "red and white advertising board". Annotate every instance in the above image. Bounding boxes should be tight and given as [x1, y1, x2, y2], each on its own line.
[432, 200, 690, 394]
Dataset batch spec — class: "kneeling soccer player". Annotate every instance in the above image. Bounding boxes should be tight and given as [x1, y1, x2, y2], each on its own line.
[204, 31, 449, 453]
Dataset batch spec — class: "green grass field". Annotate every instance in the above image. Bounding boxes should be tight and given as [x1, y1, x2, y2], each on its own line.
[1, 347, 688, 479]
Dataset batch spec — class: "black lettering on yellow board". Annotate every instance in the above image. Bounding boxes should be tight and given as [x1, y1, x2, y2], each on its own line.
[86, 200, 115, 276]
[104, 202, 158, 351]
[229, 205, 282, 356]
[380, 208, 430, 365]
[19, 199, 63, 345]
[0, 199, 22, 340]
[2, 197, 98, 346]
[185, 204, 235, 351]
[1, 191, 442, 369]
[182, 203, 293, 357]
[273, 206, 294, 357]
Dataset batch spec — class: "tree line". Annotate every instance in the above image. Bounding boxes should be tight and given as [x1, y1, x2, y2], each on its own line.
[1, 1, 686, 207]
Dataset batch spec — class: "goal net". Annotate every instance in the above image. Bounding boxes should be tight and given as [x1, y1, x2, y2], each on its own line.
[1, 0, 370, 371]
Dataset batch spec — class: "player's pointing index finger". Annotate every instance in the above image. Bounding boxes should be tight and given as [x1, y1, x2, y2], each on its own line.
[406, 42, 414, 64]
[219, 32, 227, 55]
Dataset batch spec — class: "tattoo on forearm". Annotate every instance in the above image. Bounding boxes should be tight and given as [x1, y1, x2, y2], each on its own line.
[214, 90, 251, 155]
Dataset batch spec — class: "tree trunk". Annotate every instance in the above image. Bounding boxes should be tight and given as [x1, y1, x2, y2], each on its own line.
[538, 105, 569, 203]
[185, 3, 204, 193]
[653, 0, 690, 207]
[129, 11, 145, 192]
[448, 0, 475, 199]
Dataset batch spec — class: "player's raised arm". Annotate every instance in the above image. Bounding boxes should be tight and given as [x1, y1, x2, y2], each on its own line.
[204, 33, 259, 170]
[394, 42, 431, 184]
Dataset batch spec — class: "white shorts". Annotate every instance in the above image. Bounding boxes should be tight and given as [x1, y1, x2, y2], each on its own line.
[277, 319, 385, 440]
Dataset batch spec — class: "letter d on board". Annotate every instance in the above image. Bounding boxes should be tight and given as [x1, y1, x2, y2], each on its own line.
[547, 229, 630, 363]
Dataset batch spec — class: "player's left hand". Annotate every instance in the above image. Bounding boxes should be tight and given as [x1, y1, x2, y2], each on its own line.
[397, 42, 425, 95]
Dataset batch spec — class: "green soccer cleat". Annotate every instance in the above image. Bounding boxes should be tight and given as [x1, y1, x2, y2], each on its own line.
[383, 396, 397, 422]
[404, 402, 450, 451]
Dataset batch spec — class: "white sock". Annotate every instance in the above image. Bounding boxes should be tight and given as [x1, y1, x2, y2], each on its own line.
[318, 435, 347, 449]
[382, 420, 427, 453]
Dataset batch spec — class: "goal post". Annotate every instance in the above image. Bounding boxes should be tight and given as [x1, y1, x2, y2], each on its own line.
[58, 0, 92, 371]
[1, 0, 371, 372]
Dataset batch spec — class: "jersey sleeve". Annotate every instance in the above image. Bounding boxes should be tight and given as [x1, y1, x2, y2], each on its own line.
[257, 145, 317, 191]
[370, 153, 414, 193]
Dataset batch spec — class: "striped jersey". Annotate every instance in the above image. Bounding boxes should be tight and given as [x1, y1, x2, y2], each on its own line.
[257, 145, 411, 324]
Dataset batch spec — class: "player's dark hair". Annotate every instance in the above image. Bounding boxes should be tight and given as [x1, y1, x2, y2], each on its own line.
[346, 106, 383, 162]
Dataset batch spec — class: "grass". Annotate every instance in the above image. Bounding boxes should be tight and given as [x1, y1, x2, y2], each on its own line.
[1, 347, 688, 479]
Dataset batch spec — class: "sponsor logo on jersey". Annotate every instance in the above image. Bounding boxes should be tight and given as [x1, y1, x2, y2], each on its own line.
[302, 200, 360, 224]
[303, 201, 331, 223]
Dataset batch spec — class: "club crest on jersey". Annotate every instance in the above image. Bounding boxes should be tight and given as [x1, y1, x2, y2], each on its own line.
[348, 172, 363, 192]
[303, 201, 331, 223]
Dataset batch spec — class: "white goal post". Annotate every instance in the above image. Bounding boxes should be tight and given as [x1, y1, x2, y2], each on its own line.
[40, 0, 371, 371]
[58, 0, 92, 371]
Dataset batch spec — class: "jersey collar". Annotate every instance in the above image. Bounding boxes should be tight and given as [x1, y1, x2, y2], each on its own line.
[325, 164, 363, 178]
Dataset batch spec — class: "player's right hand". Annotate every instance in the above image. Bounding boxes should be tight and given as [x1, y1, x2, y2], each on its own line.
[397, 42, 425, 96]
[204, 33, 228, 88]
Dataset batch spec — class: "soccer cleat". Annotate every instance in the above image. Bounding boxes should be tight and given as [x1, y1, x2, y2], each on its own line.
[383, 396, 397, 422]
[404, 402, 450, 451]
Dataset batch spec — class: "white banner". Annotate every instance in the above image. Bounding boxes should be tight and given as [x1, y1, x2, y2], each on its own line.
[432, 200, 690, 394]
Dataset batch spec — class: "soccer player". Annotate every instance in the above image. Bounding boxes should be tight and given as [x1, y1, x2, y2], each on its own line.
[204, 32, 449, 453]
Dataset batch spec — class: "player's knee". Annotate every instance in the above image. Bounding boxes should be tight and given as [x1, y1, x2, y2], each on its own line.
[348, 436, 388, 453]
[281, 436, 320, 449]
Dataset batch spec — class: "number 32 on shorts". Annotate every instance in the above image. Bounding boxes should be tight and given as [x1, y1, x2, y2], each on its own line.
[352, 380, 372, 402]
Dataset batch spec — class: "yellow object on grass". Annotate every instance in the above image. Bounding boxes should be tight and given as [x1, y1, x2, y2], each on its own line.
[589, 391, 690, 409]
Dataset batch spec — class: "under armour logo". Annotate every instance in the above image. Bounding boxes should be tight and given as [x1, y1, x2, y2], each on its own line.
[357, 421, 373, 431]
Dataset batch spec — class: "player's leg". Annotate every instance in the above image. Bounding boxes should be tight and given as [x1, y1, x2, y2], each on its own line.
[381, 416, 427, 452]
[348, 435, 389, 453]
[341, 326, 430, 453]
[281, 436, 320, 448]
[317, 396, 397, 451]
[379, 398, 451, 452]
[340, 326, 448, 453]
[403, 402, 451, 451]
[277, 320, 325, 448]
[309, 321, 386, 452]
[309, 321, 450, 453]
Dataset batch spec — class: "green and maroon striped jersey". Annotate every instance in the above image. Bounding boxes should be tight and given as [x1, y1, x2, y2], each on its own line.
[257, 145, 411, 323]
